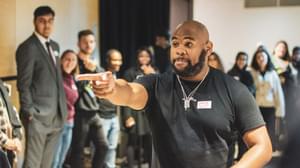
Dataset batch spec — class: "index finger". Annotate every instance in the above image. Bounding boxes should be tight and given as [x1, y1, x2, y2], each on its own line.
[76, 73, 103, 81]
[76, 71, 112, 81]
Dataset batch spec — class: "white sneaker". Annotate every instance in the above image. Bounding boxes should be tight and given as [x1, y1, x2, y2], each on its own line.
[272, 150, 282, 157]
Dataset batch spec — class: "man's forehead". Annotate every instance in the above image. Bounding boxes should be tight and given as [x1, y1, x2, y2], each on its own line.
[81, 35, 95, 40]
[37, 14, 54, 19]
[172, 23, 208, 42]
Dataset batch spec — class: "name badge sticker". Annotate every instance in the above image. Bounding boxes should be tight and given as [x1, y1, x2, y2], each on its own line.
[197, 100, 212, 109]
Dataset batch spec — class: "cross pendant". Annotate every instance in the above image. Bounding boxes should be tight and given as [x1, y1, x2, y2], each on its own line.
[183, 97, 197, 111]
[184, 98, 189, 110]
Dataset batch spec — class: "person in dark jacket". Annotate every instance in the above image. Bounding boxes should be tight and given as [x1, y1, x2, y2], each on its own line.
[228, 51, 255, 95]
[123, 47, 157, 168]
[152, 32, 171, 73]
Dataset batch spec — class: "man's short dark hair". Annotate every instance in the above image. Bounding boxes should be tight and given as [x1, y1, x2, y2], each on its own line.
[156, 31, 170, 40]
[78, 29, 95, 41]
[292, 46, 300, 55]
[34, 6, 55, 20]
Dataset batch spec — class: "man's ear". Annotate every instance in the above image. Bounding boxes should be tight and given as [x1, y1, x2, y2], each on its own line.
[206, 41, 213, 55]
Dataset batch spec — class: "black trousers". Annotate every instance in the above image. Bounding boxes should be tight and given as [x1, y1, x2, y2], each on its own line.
[70, 112, 108, 168]
[260, 107, 276, 150]
[126, 133, 152, 168]
[0, 150, 11, 168]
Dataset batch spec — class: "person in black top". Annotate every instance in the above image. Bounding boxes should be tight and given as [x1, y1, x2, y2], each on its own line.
[227, 51, 255, 162]
[228, 51, 255, 96]
[69, 30, 108, 168]
[283, 46, 300, 137]
[278, 46, 300, 168]
[123, 47, 157, 168]
[152, 32, 171, 73]
[77, 20, 272, 168]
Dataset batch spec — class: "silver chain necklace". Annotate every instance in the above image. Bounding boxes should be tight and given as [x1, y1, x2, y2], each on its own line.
[176, 68, 210, 111]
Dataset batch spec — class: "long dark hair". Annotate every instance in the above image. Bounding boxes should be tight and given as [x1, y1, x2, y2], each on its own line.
[273, 40, 290, 61]
[135, 46, 153, 67]
[234, 51, 248, 70]
[209, 52, 224, 72]
[251, 48, 274, 72]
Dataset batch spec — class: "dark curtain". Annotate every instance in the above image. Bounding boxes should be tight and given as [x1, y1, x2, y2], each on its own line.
[99, 0, 170, 75]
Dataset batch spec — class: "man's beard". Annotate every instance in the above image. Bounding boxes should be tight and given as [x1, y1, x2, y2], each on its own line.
[80, 49, 93, 55]
[172, 50, 206, 77]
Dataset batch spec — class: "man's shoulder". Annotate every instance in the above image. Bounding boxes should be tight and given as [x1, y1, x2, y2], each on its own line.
[155, 71, 174, 83]
[135, 72, 172, 86]
[17, 34, 37, 49]
[210, 68, 246, 91]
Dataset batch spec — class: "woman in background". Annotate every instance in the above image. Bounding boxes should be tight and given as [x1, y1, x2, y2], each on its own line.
[227, 51, 255, 162]
[272, 40, 290, 79]
[123, 47, 157, 168]
[52, 50, 79, 168]
[250, 48, 285, 153]
[228, 51, 255, 95]
[208, 52, 224, 72]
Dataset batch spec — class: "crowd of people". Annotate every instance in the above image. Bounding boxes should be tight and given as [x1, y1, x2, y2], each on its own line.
[1, 5, 300, 168]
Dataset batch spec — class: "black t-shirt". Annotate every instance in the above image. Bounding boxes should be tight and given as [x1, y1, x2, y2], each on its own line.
[135, 68, 265, 168]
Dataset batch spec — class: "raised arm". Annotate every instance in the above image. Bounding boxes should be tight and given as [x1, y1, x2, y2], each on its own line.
[76, 71, 148, 110]
[232, 126, 272, 168]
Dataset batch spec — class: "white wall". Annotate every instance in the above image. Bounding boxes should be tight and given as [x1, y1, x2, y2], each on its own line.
[193, 0, 300, 70]
[16, 0, 99, 55]
[170, 0, 191, 33]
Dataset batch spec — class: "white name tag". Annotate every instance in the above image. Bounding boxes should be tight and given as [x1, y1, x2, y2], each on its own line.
[197, 101, 212, 109]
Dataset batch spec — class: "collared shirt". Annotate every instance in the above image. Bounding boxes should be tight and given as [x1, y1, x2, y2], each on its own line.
[34, 31, 56, 64]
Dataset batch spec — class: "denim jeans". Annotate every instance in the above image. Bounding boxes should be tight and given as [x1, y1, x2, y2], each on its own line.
[100, 116, 120, 168]
[52, 122, 73, 168]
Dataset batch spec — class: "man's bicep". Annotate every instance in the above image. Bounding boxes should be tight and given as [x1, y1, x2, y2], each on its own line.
[242, 126, 270, 148]
[128, 83, 148, 110]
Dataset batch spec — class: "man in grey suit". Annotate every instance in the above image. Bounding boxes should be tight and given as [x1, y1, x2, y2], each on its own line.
[15, 6, 67, 168]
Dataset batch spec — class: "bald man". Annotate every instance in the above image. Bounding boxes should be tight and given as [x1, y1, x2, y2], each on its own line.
[77, 20, 272, 168]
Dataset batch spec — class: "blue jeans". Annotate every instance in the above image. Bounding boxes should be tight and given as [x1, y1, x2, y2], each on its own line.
[52, 122, 74, 168]
[100, 116, 120, 168]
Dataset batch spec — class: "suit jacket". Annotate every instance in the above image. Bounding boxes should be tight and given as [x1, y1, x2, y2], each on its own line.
[0, 79, 22, 139]
[16, 34, 67, 126]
